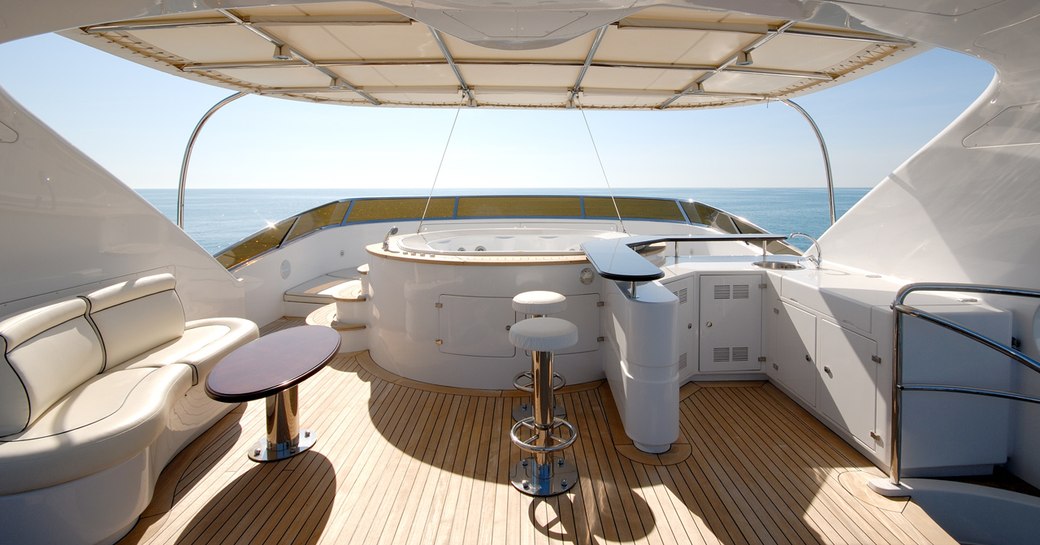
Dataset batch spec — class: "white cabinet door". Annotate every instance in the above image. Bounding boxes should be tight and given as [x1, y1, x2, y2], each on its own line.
[699, 274, 762, 373]
[437, 295, 516, 357]
[816, 319, 878, 450]
[768, 301, 817, 405]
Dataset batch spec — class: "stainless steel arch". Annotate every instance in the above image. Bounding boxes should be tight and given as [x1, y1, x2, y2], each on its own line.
[177, 91, 246, 228]
[781, 99, 836, 226]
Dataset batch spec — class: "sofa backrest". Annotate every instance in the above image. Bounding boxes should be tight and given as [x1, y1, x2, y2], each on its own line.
[85, 273, 185, 370]
[0, 298, 103, 437]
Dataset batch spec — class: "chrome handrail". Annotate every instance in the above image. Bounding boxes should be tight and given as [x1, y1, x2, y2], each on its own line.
[886, 283, 1040, 492]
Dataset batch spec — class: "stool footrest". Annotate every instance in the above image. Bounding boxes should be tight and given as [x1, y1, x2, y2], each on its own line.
[512, 371, 566, 393]
[510, 417, 578, 454]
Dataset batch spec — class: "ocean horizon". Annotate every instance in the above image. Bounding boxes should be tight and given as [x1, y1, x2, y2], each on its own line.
[137, 187, 870, 254]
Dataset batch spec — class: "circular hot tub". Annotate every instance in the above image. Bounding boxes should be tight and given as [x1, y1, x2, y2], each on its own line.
[365, 227, 635, 389]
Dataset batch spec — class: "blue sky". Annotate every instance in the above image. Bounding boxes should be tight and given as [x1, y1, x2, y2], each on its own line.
[0, 32, 994, 190]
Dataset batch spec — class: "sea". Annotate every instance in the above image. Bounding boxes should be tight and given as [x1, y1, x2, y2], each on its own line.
[137, 187, 870, 255]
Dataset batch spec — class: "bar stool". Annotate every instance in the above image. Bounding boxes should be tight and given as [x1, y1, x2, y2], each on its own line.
[511, 291, 567, 421]
[508, 317, 579, 496]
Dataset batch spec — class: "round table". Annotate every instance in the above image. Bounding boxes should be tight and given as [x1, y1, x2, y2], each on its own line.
[206, 325, 341, 462]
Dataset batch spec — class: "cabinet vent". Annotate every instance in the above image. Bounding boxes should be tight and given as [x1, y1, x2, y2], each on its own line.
[674, 287, 688, 304]
[714, 285, 731, 300]
[678, 352, 687, 370]
[733, 284, 750, 299]
[712, 346, 750, 363]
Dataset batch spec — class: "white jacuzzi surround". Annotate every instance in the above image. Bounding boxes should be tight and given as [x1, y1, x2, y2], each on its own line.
[366, 247, 607, 390]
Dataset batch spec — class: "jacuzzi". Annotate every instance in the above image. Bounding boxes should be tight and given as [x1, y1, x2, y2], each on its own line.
[395, 228, 628, 256]
[364, 227, 645, 389]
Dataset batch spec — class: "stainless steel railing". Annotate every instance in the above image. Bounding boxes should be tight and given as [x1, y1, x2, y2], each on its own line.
[888, 283, 1040, 489]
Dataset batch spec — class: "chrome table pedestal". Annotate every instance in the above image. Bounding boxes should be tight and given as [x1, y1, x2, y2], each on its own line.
[249, 385, 318, 462]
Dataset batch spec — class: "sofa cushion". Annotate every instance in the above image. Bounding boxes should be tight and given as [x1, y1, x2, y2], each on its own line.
[0, 299, 102, 437]
[5, 368, 156, 440]
[0, 364, 192, 495]
[86, 273, 185, 370]
[117, 317, 258, 384]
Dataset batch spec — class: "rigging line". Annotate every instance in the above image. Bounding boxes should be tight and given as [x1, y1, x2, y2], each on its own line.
[417, 99, 465, 234]
[575, 96, 627, 234]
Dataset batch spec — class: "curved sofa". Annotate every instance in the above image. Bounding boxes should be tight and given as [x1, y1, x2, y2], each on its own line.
[0, 273, 258, 545]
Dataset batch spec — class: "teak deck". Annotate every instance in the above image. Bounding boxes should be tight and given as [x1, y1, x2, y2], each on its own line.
[119, 318, 955, 545]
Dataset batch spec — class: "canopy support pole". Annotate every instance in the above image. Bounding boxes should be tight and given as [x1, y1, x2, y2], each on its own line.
[780, 98, 836, 226]
[177, 92, 246, 229]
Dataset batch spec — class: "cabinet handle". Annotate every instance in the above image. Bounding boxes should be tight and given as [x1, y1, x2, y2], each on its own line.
[823, 366, 832, 377]
[804, 354, 812, 362]
[705, 321, 713, 328]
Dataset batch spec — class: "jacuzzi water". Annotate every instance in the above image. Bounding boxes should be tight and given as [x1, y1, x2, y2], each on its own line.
[394, 228, 627, 256]
[904, 478, 1040, 545]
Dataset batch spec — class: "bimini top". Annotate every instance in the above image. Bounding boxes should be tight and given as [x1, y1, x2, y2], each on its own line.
[64, 1, 917, 109]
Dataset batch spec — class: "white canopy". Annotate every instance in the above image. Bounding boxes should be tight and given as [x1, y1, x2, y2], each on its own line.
[65, 1, 917, 109]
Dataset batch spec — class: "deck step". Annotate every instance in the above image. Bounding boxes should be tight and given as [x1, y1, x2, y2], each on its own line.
[332, 280, 366, 302]
[284, 266, 366, 304]
[306, 303, 368, 352]
[333, 280, 368, 323]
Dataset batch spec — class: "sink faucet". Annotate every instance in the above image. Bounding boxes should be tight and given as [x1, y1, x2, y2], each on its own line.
[788, 232, 821, 268]
[382, 226, 399, 251]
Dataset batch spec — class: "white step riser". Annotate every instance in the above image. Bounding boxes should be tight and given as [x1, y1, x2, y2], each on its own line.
[335, 300, 369, 323]
[338, 328, 368, 353]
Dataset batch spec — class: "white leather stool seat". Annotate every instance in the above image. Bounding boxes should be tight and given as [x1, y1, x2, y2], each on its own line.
[512, 291, 566, 315]
[509, 317, 578, 352]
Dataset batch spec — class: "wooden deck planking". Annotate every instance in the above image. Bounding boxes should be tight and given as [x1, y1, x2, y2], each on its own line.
[119, 319, 954, 545]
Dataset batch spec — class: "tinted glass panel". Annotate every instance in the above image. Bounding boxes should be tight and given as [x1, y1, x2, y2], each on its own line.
[679, 201, 703, 224]
[456, 196, 581, 218]
[731, 216, 765, 234]
[585, 197, 684, 221]
[284, 200, 351, 243]
[683, 202, 738, 233]
[767, 240, 802, 256]
[345, 197, 454, 223]
[216, 216, 295, 269]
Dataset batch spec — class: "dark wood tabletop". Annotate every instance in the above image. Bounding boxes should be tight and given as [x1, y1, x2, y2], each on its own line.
[206, 325, 341, 403]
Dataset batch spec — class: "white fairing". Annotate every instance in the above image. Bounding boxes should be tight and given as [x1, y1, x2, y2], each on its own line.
[0, 88, 244, 318]
[814, 0, 1040, 487]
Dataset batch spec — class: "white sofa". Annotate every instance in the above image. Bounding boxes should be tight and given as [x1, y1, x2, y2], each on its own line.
[0, 273, 258, 545]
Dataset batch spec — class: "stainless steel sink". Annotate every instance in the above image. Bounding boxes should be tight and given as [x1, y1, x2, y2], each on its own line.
[752, 260, 803, 270]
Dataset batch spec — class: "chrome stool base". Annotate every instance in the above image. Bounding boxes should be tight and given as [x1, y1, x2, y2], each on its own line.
[510, 457, 578, 497]
[512, 401, 566, 422]
[512, 370, 566, 422]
